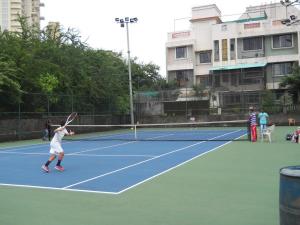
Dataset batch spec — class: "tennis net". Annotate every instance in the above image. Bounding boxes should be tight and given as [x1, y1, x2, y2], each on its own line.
[62, 120, 249, 141]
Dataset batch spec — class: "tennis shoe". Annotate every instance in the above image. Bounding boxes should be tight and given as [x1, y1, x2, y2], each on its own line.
[42, 165, 49, 173]
[55, 165, 64, 172]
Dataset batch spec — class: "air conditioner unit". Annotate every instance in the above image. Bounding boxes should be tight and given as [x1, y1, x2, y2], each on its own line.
[255, 53, 264, 57]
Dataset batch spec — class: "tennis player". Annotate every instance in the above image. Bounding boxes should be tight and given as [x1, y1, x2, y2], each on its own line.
[42, 121, 74, 172]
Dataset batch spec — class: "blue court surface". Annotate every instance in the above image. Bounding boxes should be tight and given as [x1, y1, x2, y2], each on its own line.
[0, 129, 246, 194]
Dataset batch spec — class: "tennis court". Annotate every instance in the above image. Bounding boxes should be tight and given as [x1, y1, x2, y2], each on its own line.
[0, 125, 246, 194]
[1, 125, 299, 225]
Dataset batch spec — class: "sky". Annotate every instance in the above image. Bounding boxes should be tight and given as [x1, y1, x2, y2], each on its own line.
[41, 0, 274, 77]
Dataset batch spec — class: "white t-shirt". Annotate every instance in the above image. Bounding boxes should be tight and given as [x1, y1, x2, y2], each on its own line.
[51, 127, 69, 144]
[49, 127, 69, 154]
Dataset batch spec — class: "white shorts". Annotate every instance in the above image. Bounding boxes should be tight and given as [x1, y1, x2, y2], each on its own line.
[49, 142, 64, 155]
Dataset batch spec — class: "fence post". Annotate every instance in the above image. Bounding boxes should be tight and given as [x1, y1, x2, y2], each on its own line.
[71, 94, 74, 112]
[17, 101, 21, 140]
[47, 95, 50, 117]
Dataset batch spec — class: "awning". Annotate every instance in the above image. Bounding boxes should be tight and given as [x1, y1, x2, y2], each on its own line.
[209, 62, 267, 71]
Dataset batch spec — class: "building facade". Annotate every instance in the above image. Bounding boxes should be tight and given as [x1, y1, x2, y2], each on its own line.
[166, 3, 300, 110]
[0, 0, 44, 32]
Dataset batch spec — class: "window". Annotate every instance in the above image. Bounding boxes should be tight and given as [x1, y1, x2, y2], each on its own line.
[222, 74, 229, 83]
[272, 62, 293, 76]
[175, 47, 187, 59]
[230, 39, 235, 60]
[231, 74, 238, 86]
[214, 40, 219, 61]
[222, 39, 228, 61]
[273, 34, 293, 48]
[243, 69, 264, 79]
[223, 94, 241, 105]
[176, 70, 189, 87]
[199, 76, 209, 87]
[245, 94, 259, 104]
[199, 51, 212, 64]
[221, 24, 227, 31]
[243, 37, 263, 51]
[214, 75, 220, 87]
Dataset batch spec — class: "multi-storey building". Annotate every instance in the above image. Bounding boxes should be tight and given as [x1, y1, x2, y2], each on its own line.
[0, 0, 44, 32]
[46, 21, 60, 39]
[166, 3, 300, 110]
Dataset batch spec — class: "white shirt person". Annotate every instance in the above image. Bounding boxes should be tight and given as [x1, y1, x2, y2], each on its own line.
[42, 121, 74, 173]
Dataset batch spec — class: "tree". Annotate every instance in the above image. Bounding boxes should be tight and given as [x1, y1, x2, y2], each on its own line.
[0, 58, 22, 111]
[280, 64, 300, 103]
[0, 17, 165, 115]
[261, 90, 275, 113]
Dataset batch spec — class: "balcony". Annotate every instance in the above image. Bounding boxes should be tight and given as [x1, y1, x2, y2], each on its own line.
[166, 30, 195, 48]
[213, 82, 264, 92]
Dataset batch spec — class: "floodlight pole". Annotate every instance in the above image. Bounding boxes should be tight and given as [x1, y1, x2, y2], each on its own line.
[124, 22, 134, 125]
[115, 17, 138, 125]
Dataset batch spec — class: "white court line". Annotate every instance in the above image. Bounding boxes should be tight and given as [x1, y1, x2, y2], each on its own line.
[0, 152, 48, 155]
[117, 142, 230, 194]
[62, 141, 206, 189]
[68, 154, 156, 158]
[0, 183, 117, 195]
[69, 141, 136, 155]
[0, 130, 136, 152]
[69, 133, 174, 155]
[0, 134, 176, 157]
[0, 142, 49, 152]
[0, 140, 137, 156]
[0, 130, 245, 194]
[0, 151, 155, 158]
[0, 133, 173, 156]
[0, 136, 240, 195]
[117, 133, 245, 194]
[63, 129, 242, 189]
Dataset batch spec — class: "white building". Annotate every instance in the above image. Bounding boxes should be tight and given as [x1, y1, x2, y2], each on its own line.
[166, 2, 300, 109]
[0, 0, 44, 32]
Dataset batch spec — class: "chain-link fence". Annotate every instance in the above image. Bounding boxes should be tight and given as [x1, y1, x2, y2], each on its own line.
[0, 91, 299, 142]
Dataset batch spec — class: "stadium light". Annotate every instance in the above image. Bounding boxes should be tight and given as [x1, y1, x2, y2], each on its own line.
[280, 0, 300, 6]
[115, 17, 138, 125]
[280, 0, 300, 26]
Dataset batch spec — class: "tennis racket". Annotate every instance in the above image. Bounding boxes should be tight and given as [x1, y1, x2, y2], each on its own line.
[64, 112, 77, 126]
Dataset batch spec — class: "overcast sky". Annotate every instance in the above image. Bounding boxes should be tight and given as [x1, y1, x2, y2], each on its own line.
[41, 0, 273, 76]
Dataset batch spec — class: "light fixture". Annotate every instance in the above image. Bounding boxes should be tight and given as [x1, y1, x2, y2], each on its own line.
[281, 18, 291, 24]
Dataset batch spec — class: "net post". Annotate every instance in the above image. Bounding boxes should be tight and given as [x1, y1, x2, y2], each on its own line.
[134, 125, 137, 140]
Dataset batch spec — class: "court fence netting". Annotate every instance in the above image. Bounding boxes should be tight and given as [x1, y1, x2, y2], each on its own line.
[62, 120, 249, 142]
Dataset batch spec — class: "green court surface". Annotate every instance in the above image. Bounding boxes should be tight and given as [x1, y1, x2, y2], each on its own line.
[0, 126, 299, 225]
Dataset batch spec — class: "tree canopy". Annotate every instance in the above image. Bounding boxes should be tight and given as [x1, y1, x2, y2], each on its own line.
[280, 63, 300, 103]
[0, 17, 165, 114]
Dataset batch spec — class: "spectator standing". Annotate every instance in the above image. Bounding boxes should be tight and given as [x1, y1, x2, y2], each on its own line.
[248, 107, 257, 142]
[258, 109, 269, 140]
[42, 120, 51, 141]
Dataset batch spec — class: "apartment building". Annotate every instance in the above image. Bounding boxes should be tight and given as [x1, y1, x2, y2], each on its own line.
[0, 0, 44, 32]
[166, 3, 300, 109]
[46, 21, 60, 39]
